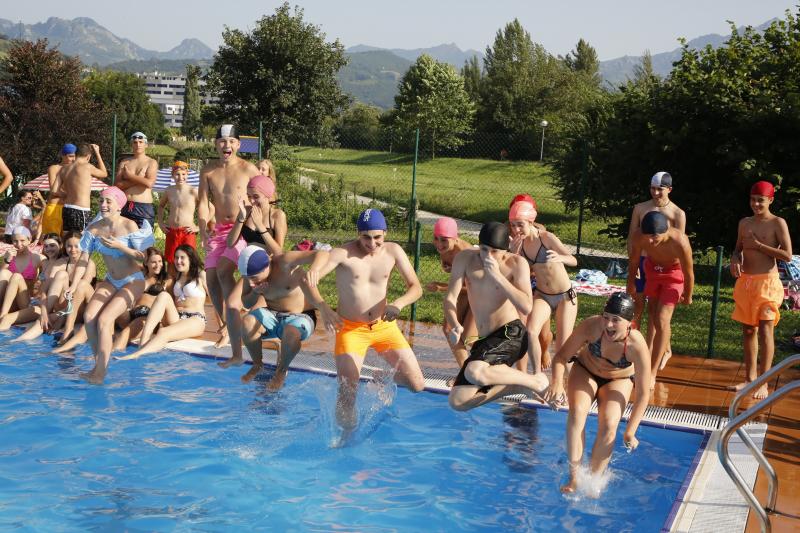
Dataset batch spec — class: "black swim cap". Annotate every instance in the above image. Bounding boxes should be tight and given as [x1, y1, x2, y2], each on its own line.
[216, 124, 240, 139]
[478, 222, 509, 250]
[604, 292, 635, 321]
[641, 211, 668, 235]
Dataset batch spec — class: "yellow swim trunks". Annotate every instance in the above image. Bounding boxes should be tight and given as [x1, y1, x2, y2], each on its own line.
[41, 203, 63, 235]
[335, 318, 411, 357]
[732, 271, 784, 326]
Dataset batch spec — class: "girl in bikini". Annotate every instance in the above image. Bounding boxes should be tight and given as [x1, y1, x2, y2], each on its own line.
[67, 186, 154, 384]
[15, 232, 95, 341]
[112, 247, 171, 351]
[0, 226, 44, 329]
[116, 245, 209, 360]
[544, 293, 651, 494]
[508, 199, 578, 374]
[218, 175, 286, 367]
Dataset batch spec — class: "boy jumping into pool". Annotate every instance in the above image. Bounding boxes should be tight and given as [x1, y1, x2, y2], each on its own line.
[627, 211, 694, 388]
[311, 208, 426, 430]
[446, 222, 549, 411]
[237, 245, 335, 391]
[198, 125, 260, 360]
[729, 181, 792, 399]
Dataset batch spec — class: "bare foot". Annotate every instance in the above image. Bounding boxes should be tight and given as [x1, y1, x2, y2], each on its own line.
[527, 372, 550, 401]
[53, 343, 74, 354]
[266, 368, 288, 391]
[79, 369, 105, 385]
[214, 330, 229, 348]
[728, 381, 752, 392]
[560, 477, 577, 494]
[240, 364, 263, 383]
[752, 384, 769, 400]
[0, 316, 14, 331]
[659, 350, 672, 371]
[218, 356, 244, 369]
[114, 353, 141, 361]
[541, 351, 552, 371]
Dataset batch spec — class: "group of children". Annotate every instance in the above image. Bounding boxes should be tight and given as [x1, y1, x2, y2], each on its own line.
[0, 123, 792, 493]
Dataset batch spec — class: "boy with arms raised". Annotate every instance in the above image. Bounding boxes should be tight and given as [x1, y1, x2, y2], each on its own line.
[627, 211, 694, 388]
[198, 125, 260, 361]
[310, 209, 425, 430]
[446, 222, 549, 411]
[730, 181, 792, 399]
[158, 161, 199, 277]
[61, 143, 107, 233]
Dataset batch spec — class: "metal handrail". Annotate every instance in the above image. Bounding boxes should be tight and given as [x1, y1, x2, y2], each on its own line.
[717, 353, 800, 533]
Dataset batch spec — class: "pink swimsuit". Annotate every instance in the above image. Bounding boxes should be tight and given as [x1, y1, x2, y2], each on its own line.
[9, 255, 36, 281]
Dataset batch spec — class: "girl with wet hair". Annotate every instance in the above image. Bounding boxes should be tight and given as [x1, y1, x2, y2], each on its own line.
[544, 293, 651, 494]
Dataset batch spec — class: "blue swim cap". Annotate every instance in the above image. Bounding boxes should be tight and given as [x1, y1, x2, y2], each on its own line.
[61, 143, 77, 155]
[357, 209, 387, 232]
[238, 245, 270, 276]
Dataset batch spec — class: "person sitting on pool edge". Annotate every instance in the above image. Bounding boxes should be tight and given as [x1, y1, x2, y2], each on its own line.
[310, 208, 426, 431]
[236, 244, 335, 391]
[544, 293, 651, 494]
[445, 222, 549, 412]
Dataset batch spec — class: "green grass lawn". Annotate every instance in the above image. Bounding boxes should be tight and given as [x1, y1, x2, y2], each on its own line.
[292, 146, 626, 254]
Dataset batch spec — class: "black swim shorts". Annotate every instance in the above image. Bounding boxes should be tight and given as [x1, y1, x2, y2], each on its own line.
[62, 206, 91, 233]
[121, 201, 155, 229]
[452, 319, 528, 388]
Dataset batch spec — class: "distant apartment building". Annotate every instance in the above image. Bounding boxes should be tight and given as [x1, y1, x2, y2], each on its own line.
[139, 73, 217, 129]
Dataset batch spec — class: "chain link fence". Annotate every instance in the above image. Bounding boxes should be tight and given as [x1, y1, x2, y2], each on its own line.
[287, 128, 799, 362]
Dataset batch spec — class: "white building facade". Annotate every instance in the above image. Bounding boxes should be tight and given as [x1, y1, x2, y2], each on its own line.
[140, 73, 217, 129]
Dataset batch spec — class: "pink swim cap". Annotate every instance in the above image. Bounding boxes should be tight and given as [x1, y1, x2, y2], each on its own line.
[101, 186, 127, 210]
[509, 201, 537, 222]
[433, 217, 458, 239]
[248, 175, 276, 199]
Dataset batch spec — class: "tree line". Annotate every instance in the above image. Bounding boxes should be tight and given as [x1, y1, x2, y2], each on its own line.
[1, 3, 798, 249]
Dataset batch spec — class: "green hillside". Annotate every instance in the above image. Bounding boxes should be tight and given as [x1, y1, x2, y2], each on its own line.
[338, 50, 412, 109]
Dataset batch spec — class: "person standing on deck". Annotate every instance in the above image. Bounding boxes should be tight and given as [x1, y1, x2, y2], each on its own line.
[116, 132, 158, 228]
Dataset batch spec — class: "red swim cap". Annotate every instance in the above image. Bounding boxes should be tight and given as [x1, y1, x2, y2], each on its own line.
[509, 201, 537, 222]
[750, 181, 775, 198]
[433, 217, 458, 239]
[509, 194, 537, 210]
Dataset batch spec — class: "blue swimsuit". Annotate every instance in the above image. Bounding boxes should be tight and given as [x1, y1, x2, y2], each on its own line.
[79, 220, 154, 289]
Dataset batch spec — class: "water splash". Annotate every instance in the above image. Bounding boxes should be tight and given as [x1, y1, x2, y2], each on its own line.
[573, 464, 615, 500]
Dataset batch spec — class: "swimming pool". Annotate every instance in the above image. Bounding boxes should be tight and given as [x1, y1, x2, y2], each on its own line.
[0, 333, 706, 532]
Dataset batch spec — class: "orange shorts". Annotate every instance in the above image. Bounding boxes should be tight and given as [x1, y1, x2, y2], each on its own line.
[732, 272, 783, 326]
[335, 318, 411, 357]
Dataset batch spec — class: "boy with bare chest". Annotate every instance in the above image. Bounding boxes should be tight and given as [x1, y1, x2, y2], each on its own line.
[445, 222, 549, 411]
[730, 181, 792, 399]
[198, 125, 260, 363]
[158, 161, 199, 275]
[61, 143, 107, 234]
[116, 132, 158, 228]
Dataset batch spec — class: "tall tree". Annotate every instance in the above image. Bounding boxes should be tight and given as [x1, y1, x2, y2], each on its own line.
[205, 2, 350, 149]
[0, 39, 108, 187]
[631, 50, 658, 85]
[181, 64, 203, 140]
[564, 38, 601, 86]
[335, 103, 381, 150]
[461, 55, 482, 103]
[552, 10, 800, 249]
[393, 54, 474, 158]
[83, 71, 166, 156]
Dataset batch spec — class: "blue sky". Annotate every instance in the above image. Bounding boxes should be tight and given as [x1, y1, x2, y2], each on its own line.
[3, 0, 797, 59]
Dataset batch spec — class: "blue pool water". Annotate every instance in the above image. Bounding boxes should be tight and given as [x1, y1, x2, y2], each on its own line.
[0, 334, 705, 532]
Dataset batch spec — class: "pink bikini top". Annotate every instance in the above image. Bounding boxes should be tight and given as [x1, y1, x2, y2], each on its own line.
[9, 255, 36, 281]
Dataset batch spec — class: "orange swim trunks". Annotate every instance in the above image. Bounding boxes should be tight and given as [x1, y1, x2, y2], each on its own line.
[335, 318, 411, 357]
[732, 271, 783, 326]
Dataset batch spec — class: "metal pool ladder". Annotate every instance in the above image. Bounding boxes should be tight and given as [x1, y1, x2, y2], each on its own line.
[717, 353, 800, 533]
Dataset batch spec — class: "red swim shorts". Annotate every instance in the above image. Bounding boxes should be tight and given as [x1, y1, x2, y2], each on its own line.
[165, 227, 197, 264]
[643, 258, 684, 306]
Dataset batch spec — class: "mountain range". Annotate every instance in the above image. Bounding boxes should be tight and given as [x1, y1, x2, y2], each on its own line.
[0, 17, 214, 66]
[0, 15, 779, 107]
